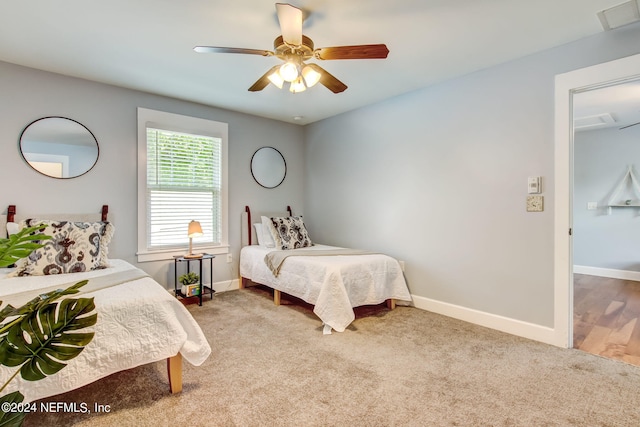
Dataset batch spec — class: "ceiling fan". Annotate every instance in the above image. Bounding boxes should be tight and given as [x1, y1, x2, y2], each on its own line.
[620, 120, 640, 130]
[193, 3, 389, 94]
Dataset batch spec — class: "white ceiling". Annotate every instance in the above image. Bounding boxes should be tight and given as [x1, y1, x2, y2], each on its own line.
[0, 0, 633, 125]
[574, 80, 640, 131]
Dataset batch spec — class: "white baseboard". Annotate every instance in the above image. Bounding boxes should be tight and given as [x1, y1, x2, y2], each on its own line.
[211, 278, 240, 293]
[411, 294, 557, 346]
[573, 265, 640, 282]
[167, 284, 559, 345]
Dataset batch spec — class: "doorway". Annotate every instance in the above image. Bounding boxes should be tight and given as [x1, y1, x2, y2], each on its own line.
[571, 80, 640, 363]
[554, 53, 640, 349]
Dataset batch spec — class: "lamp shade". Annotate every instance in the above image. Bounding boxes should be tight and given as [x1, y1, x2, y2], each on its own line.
[289, 76, 307, 93]
[267, 69, 285, 89]
[188, 220, 203, 238]
[301, 65, 321, 88]
[279, 62, 299, 82]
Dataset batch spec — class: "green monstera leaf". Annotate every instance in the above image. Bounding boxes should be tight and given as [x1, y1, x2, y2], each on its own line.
[0, 296, 97, 381]
[0, 280, 97, 425]
[0, 224, 52, 268]
[0, 280, 89, 326]
[0, 391, 26, 427]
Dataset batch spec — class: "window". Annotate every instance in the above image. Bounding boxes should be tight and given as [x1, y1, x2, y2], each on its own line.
[137, 108, 228, 262]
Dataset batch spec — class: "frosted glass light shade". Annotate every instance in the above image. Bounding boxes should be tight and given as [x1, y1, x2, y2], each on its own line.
[289, 76, 307, 93]
[267, 70, 284, 89]
[301, 65, 321, 87]
[279, 62, 299, 82]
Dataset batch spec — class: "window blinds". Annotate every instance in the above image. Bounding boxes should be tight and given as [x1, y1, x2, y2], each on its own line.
[146, 128, 222, 249]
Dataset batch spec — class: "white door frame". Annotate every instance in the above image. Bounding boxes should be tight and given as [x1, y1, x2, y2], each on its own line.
[554, 53, 640, 348]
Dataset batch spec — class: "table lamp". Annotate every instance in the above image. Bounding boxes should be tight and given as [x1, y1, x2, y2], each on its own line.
[185, 220, 203, 258]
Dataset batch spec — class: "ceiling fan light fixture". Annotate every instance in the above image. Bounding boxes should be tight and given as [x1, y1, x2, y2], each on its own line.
[301, 65, 321, 88]
[196, 3, 388, 94]
[279, 62, 299, 82]
[289, 76, 307, 93]
[267, 69, 284, 89]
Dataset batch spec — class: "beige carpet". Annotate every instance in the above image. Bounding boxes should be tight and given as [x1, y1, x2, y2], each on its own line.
[26, 287, 640, 426]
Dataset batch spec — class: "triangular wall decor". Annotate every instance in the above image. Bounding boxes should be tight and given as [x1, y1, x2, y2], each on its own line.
[606, 165, 640, 214]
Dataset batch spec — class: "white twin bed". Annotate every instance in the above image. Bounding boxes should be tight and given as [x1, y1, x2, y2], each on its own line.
[239, 206, 412, 333]
[0, 205, 211, 403]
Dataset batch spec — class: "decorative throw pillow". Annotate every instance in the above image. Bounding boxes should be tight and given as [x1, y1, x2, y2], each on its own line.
[11, 219, 115, 276]
[269, 216, 313, 250]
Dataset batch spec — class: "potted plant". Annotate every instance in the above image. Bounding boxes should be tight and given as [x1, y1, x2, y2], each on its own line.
[178, 271, 199, 286]
[178, 272, 200, 296]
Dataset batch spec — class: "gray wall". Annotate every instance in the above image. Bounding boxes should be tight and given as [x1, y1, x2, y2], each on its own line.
[0, 60, 305, 288]
[304, 24, 640, 328]
[3, 23, 640, 332]
[574, 125, 640, 271]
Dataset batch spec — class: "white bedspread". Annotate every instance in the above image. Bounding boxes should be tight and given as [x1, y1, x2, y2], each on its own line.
[240, 244, 412, 332]
[0, 259, 211, 402]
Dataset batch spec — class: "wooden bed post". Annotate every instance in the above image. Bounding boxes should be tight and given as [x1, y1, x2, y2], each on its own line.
[274, 289, 281, 306]
[167, 353, 183, 393]
[7, 205, 16, 223]
[240, 277, 250, 288]
[386, 299, 396, 310]
[240, 206, 251, 291]
[101, 205, 109, 221]
[245, 206, 252, 245]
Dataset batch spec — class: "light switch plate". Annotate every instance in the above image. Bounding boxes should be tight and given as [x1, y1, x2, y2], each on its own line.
[528, 176, 542, 194]
[527, 195, 544, 212]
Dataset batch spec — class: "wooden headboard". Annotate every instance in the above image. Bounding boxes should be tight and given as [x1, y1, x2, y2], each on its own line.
[241, 205, 292, 246]
[2, 205, 110, 237]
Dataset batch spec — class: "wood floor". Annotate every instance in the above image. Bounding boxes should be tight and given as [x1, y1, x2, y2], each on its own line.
[573, 274, 640, 366]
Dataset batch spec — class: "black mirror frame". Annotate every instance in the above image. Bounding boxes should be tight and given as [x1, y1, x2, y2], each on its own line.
[250, 146, 287, 189]
[18, 116, 99, 179]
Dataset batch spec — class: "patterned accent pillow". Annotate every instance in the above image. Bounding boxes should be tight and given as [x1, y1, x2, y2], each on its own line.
[11, 220, 115, 276]
[270, 216, 313, 250]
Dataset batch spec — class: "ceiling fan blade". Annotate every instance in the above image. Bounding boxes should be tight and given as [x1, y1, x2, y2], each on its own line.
[314, 44, 389, 60]
[620, 121, 640, 130]
[248, 65, 280, 92]
[276, 3, 303, 46]
[194, 46, 273, 56]
[306, 63, 347, 93]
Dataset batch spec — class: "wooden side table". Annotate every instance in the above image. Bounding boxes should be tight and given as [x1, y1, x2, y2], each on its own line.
[174, 254, 215, 306]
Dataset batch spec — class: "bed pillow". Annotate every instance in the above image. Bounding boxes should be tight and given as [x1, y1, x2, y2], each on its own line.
[253, 223, 262, 245]
[5, 222, 19, 236]
[260, 216, 276, 248]
[253, 223, 269, 246]
[11, 219, 115, 276]
[269, 216, 313, 250]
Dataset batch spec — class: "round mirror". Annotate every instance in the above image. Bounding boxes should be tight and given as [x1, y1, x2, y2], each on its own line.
[19, 117, 99, 179]
[251, 147, 286, 188]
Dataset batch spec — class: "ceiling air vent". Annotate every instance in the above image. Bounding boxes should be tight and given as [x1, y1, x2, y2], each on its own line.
[574, 113, 616, 131]
[598, 0, 640, 30]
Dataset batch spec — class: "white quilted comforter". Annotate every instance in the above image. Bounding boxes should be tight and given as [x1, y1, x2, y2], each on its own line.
[0, 259, 211, 402]
[240, 244, 412, 333]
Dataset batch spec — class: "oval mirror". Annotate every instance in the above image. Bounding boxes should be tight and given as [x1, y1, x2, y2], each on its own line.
[251, 147, 286, 188]
[19, 117, 99, 179]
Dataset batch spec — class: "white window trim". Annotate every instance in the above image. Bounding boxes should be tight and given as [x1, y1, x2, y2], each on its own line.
[136, 107, 229, 262]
